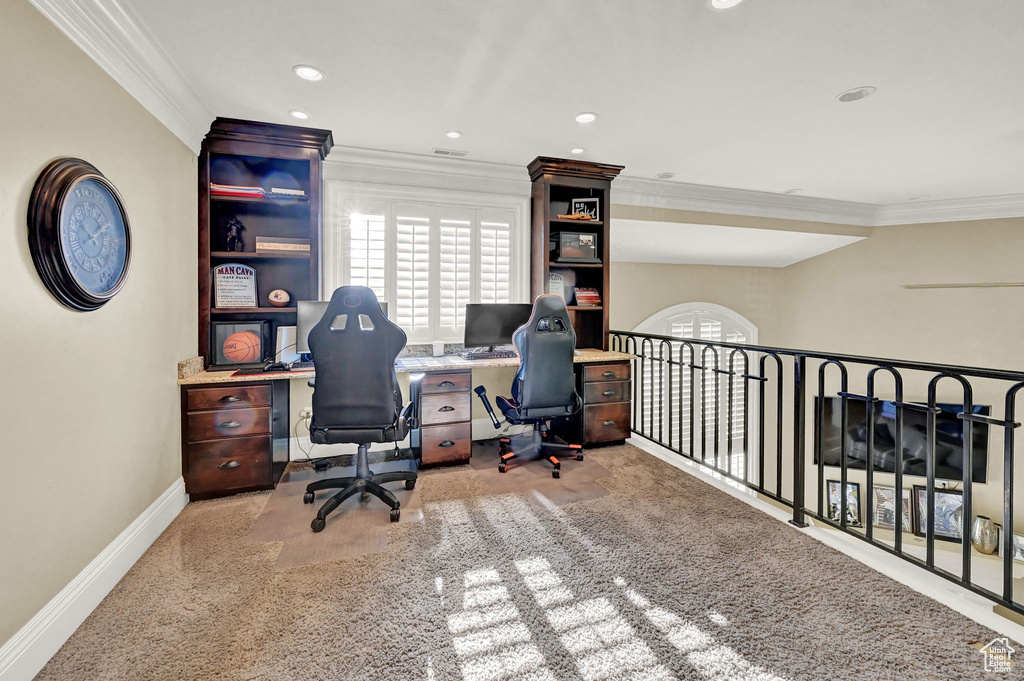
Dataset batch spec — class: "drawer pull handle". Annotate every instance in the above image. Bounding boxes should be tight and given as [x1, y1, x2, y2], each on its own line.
[439, 440, 455, 447]
[438, 405, 455, 412]
[603, 420, 616, 426]
[219, 460, 242, 469]
[439, 381, 456, 387]
[220, 420, 242, 429]
[602, 390, 616, 396]
[602, 371, 616, 377]
[218, 395, 241, 403]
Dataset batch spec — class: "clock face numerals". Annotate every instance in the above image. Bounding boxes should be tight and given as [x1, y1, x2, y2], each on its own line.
[59, 179, 128, 296]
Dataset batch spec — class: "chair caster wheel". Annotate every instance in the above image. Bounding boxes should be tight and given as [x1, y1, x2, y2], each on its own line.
[303, 491, 315, 504]
[405, 479, 416, 490]
[390, 508, 401, 522]
[552, 469, 561, 479]
[498, 462, 507, 473]
[311, 517, 326, 533]
[360, 491, 370, 502]
[576, 453, 584, 461]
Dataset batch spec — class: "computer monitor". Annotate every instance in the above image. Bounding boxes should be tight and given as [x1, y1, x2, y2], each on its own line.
[296, 299, 387, 355]
[463, 303, 534, 349]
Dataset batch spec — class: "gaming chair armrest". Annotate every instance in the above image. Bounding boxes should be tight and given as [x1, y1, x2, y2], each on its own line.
[307, 378, 315, 388]
[402, 373, 425, 429]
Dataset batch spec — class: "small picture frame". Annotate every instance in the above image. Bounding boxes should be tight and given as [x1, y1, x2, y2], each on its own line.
[871, 485, 913, 531]
[1012, 534, 1024, 564]
[213, 263, 257, 308]
[913, 485, 964, 543]
[570, 198, 599, 221]
[209, 320, 271, 370]
[556, 231, 600, 263]
[827, 480, 861, 527]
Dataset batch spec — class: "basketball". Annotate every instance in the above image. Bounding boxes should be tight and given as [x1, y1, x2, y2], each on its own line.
[223, 331, 261, 363]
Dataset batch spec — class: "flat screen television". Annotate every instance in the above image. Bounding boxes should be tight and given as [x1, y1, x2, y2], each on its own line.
[814, 397, 989, 484]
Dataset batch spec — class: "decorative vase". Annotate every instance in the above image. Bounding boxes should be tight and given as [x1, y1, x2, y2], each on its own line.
[971, 515, 999, 555]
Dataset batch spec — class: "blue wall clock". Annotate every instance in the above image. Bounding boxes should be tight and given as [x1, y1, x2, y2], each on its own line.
[28, 158, 133, 311]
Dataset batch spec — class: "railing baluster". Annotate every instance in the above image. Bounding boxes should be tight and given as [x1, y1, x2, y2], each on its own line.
[791, 355, 809, 527]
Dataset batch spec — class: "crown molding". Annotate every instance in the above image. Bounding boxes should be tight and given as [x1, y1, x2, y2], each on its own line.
[874, 193, 1024, 226]
[612, 176, 878, 226]
[29, 0, 210, 153]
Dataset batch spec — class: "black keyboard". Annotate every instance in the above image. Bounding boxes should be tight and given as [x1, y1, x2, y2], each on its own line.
[290, 360, 315, 371]
[459, 350, 518, 360]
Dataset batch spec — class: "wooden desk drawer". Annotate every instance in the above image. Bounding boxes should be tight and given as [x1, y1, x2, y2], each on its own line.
[187, 407, 271, 442]
[420, 393, 472, 425]
[420, 371, 471, 394]
[584, 381, 631, 404]
[583, 363, 631, 383]
[186, 384, 272, 411]
[583, 403, 631, 442]
[421, 424, 471, 465]
[186, 436, 271, 494]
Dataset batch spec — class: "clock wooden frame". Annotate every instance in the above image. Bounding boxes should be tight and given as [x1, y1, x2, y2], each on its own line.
[28, 157, 133, 311]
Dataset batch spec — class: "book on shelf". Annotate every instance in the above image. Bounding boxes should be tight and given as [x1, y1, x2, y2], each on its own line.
[210, 183, 266, 198]
[255, 236, 311, 253]
[267, 187, 307, 197]
[573, 287, 602, 306]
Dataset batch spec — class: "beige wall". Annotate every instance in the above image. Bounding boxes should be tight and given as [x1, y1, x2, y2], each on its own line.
[0, 0, 196, 645]
[609, 261, 785, 343]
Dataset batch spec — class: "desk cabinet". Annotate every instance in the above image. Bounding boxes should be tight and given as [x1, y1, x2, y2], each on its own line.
[417, 370, 473, 466]
[180, 381, 288, 499]
[553, 360, 632, 446]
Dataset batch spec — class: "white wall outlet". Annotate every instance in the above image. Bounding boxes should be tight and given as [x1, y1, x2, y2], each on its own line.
[299, 407, 313, 420]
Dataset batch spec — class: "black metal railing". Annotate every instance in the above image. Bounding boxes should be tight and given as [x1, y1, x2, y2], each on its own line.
[611, 329, 1024, 616]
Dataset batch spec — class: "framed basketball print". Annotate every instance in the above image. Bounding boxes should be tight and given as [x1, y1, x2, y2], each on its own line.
[209, 321, 271, 371]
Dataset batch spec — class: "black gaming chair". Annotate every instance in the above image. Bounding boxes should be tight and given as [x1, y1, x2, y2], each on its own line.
[488, 295, 583, 477]
[302, 286, 420, 532]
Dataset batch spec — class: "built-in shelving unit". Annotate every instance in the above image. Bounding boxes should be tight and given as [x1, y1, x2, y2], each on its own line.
[198, 118, 333, 367]
[528, 157, 623, 350]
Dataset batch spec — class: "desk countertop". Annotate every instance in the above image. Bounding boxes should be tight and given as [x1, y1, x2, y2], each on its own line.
[177, 348, 635, 386]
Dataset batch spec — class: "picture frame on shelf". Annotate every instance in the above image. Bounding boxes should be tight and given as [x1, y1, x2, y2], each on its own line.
[827, 480, 862, 527]
[570, 198, 599, 221]
[213, 263, 257, 308]
[912, 485, 964, 543]
[209, 320, 271, 371]
[1012, 534, 1024, 564]
[871, 484, 913, 531]
[556, 232, 600, 263]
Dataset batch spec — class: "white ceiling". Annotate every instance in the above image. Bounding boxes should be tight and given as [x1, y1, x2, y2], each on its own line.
[116, 0, 1024, 206]
[612, 219, 864, 267]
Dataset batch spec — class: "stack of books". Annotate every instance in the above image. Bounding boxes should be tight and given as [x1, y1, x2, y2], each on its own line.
[267, 187, 307, 200]
[210, 184, 266, 199]
[573, 287, 602, 306]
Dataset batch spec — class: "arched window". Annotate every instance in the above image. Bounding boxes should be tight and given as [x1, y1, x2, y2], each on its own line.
[633, 303, 758, 477]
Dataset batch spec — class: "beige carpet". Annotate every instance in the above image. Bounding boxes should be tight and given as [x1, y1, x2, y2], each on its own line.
[36, 443, 1005, 680]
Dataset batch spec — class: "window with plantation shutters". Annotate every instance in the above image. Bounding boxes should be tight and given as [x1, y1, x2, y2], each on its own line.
[324, 191, 525, 343]
[635, 304, 757, 478]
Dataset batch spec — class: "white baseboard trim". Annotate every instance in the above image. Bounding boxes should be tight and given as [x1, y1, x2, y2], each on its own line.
[0, 477, 189, 681]
[627, 436, 1024, 647]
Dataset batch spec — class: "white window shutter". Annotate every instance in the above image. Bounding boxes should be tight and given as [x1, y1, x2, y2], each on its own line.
[438, 216, 473, 334]
[479, 217, 511, 304]
[348, 212, 387, 300]
[395, 212, 431, 336]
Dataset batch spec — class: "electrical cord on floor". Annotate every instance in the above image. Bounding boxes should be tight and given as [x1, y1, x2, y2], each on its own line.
[293, 415, 316, 463]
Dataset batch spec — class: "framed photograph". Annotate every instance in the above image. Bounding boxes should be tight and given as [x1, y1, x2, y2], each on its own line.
[209, 320, 271, 371]
[913, 485, 964, 543]
[1012, 534, 1024, 564]
[871, 485, 914, 531]
[556, 231, 600, 263]
[213, 263, 257, 308]
[570, 198, 599, 221]
[827, 480, 861, 527]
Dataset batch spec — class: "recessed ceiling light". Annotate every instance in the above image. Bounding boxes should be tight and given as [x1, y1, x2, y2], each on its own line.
[655, 172, 675, 180]
[292, 65, 324, 81]
[571, 147, 585, 154]
[289, 110, 309, 120]
[446, 130, 462, 139]
[575, 112, 598, 124]
[711, 0, 744, 8]
[782, 188, 802, 195]
[837, 86, 877, 103]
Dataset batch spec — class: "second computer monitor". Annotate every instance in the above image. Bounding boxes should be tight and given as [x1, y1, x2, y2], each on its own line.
[296, 299, 387, 354]
[463, 303, 534, 348]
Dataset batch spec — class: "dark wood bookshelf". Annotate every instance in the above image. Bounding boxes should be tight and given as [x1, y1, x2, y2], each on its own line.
[198, 118, 333, 367]
[528, 157, 623, 350]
